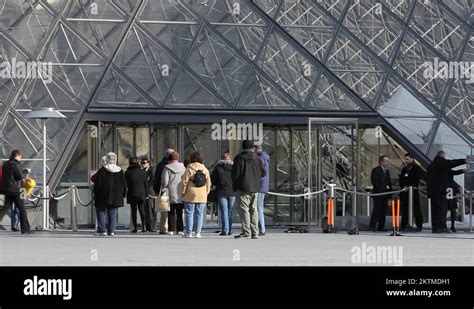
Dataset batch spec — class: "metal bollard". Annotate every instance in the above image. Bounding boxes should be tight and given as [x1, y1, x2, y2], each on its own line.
[470, 193, 472, 233]
[366, 194, 370, 216]
[70, 186, 78, 232]
[342, 192, 346, 217]
[428, 198, 432, 226]
[408, 186, 413, 227]
[461, 186, 466, 223]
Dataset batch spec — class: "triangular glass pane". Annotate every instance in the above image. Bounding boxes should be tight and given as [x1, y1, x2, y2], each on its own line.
[443, 0, 472, 22]
[186, 26, 252, 104]
[0, 42, 30, 103]
[430, 120, 472, 160]
[237, 71, 299, 110]
[386, 118, 435, 153]
[113, 27, 180, 105]
[164, 69, 228, 109]
[444, 79, 474, 140]
[308, 73, 368, 110]
[92, 68, 157, 108]
[378, 84, 434, 117]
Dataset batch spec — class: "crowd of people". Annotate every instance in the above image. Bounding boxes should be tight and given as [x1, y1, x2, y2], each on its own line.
[89, 139, 269, 238]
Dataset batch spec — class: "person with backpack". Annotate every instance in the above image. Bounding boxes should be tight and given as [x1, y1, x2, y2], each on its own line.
[211, 153, 236, 236]
[125, 157, 148, 233]
[161, 151, 186, 235]
[181, 151, 211, 238]
[232, 140, 266, 239]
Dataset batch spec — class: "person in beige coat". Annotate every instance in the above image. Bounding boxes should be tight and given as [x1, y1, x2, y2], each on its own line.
[181, 151, 211, 238]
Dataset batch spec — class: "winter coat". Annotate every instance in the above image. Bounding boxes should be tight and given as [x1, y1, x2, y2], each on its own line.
[94, 164, 127, 209]
[231, 150, 266, 193]
[371, 165, 392, 194]
[257, 151, 270, 193]
[125, 164, 148, 203]
[161, 161, 186, 204]
[399, 163, 425, 188]
[426, 156, 465, 198]
[144, 166, 155, 196]
[153, 156, 169, 193]
[1, 159, 27, 196]
[211, 160, 235, 196]
[181, 162, 211, 203]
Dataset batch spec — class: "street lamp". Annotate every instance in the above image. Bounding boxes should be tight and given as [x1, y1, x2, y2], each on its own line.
[23, 108, 66, 230]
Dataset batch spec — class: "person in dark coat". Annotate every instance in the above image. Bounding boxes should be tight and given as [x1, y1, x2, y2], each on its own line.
[231, 140, 266, 239]
[94, 152, 127, 236]
[255, 144, 270, 236]
[141, 158, 156, 232]
[369, 155, 392, 232]
[399, 153, 425, 231]
[211, 153, 236, 236]
[447, 168, 465, 232]
[125, 157, 148, 233]
[153, 148, 174, 234]
[0, 150, 32, 234]
[426, 151, 466, 233]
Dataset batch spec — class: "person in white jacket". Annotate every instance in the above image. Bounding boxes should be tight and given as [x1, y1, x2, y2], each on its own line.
[161, 151, 186, 235]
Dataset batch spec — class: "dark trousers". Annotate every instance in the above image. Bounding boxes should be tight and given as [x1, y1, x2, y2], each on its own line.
[3, 195, 30, 232]
[130, 200, 146, 231]
[447, 198, 458, 228]
[144, 198, 157, 232]
[369, 197, 388, 230]
[400, 191, 423, 230]
[168, 203, 184, 233]
[431, 196, 447, 231]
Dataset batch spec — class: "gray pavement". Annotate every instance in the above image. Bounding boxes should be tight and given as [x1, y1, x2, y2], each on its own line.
[0, 229, 473, 266]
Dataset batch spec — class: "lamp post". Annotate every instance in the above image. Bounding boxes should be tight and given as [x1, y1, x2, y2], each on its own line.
[23, 108, 66, 230]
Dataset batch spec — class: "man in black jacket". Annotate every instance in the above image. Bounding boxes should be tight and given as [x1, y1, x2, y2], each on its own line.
[231, 140, 266, 239]
[141, 158, 156, 232]
[1, 150, 32, 234]
[426, 151, 466, 233]
[399, 153, 425, 231]
[369, 155, 392, 232]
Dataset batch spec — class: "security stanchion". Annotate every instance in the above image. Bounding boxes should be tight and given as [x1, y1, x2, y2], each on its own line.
[327, 197, 335, 233]
[390, 198, 401, 236]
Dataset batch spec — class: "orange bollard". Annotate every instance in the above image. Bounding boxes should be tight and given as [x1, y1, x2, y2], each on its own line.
[331, 198, 335, 226]
[327, 198, 332, 226]
[391, 199, 395, 229]
[397, 198, 401, 229]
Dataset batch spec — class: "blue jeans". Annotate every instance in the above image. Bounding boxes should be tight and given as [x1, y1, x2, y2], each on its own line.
[96, 207, 118, 235]
[184, 203, 206, 234]
[218, 195, 236, 234]
[257, 193, 266, 233]
[10, 204, 20, 230]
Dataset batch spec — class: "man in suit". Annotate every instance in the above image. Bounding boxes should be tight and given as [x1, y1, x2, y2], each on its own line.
[399, 153, 425, 232]
[426, 151, 467, 233]
[369, 155, 392, 232]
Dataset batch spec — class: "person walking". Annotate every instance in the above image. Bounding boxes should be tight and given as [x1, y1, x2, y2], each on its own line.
[0, 160, 20, 232]
[161, 151, 186, 235]
[93, 152, 127, 236]
[141, 158, 157, 232]
[255, 144, 270, 236]
[125, 157, 148, 233]
[398, 153, 425, 231]
[153, 149, 174, 234]
[0, 150, 33, 234]
[447, 168, 465, 232]
[211, 153, 236, 236]
[369, 155, 392, 232]
[426, 151, 466, 233]
[181, 151, 211, 238]
[232, 140, 266, 239]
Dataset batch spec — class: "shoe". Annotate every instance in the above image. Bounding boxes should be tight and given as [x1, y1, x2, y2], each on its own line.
[131, 229, 137, 233]
[109, 233, 115, 236]
[415, 228, 422, 232]
[177, 231, 184, 235]
[141, 230, 147, 233]
[195, 233, 202, 238]
[183, 233, 193, 238]
[451, 227, 457, 233]
[219, 232, 227, 236]
[21, 230, 34, 235]
[258, 232, 266, 236]
[234, 234, 251, 239]
[11, 228, 20, 232]
[168, 231, 174, 235]
[251, 235, 259, 239]
[432, 229, 443, 234]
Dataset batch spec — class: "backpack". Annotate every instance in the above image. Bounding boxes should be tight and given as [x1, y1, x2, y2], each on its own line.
[192, 169, 207, 187]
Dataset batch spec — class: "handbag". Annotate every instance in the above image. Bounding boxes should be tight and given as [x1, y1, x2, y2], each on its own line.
[154, 186, 170, 212]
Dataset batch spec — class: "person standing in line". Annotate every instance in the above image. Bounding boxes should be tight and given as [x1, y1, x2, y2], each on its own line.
[369, 155, 392, 232]
[232, 140, 266, 239]
[0, 150, 33, 234]
[255, 144, 270, 236]
[398, 153, 425, 232]
[0, 160, 20, 231]
[94, 152, 127, 236]
[162, 151, 186, 235]
[447, 168, 465, 233]
[125, 157, 148, 233]
[426, 151, 467, 233]
[141, 158, 157, 232]
[153, 149, 175, 234]
[181, 151, 211, 238]
[211, 153, 236, 236]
